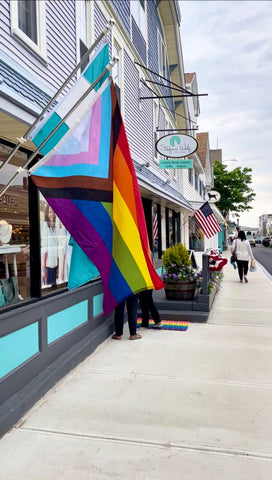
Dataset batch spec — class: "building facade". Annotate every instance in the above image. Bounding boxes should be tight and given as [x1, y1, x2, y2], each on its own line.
[0, 0, 220, 435]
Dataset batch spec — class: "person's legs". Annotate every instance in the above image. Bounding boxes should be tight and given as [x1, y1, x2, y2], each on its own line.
[47, 267, 57, 286]
[236, 260, 244, 281]
[243, 261, 249, 282]
[113, 300, 125, 338]
[147, 290, 161, 324]
[126, 294, 139, 336]
[139, 291, 150, 328]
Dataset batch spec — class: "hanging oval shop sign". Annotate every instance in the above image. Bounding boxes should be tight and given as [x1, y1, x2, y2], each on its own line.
[155, 133, 198, 158]
[205, 190, 221, 203]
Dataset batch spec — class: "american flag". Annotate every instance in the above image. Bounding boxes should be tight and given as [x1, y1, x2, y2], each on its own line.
[194, 202, 221, 239]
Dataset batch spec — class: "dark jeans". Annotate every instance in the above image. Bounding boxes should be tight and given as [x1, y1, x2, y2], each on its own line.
[114, 294, 138, 336]
[139, 290, 160, 327]
[46, 266, 57, 286]
[236, 260, 249, 280]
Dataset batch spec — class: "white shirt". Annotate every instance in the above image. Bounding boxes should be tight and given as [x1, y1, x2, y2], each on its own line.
[41, 223, 58, 268]
[231, 238, 253, 261]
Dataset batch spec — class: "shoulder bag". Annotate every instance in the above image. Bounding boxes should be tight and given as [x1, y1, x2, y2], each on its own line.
[230, 239, 237, 264]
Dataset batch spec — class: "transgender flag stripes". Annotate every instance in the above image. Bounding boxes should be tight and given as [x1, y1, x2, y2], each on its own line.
[194, 202, 221, 239]
[30, 42, 110, 157]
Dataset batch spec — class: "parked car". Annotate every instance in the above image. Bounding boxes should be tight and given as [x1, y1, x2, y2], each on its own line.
[262, 237, 272, 247]
[255, 237, 263, 244]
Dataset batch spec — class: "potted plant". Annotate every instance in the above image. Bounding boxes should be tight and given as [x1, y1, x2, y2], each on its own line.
[162, 243, 200, 300]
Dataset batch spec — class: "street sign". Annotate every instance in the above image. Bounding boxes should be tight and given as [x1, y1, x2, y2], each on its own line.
[159, 158, 193, 169]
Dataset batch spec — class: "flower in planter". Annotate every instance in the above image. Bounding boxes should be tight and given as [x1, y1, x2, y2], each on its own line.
[162, 243, 201, 284]
[162, 264, 199, 283]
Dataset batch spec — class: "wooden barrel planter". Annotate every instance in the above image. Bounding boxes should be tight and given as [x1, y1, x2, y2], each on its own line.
[164, 280, 196, 301]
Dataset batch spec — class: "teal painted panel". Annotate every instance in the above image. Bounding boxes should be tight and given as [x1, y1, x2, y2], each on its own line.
[218, 224, 225, 252]
[48, 300, 88, 344]
[156, 266, 163, 276]
[93, 293, 103, 316]
[0, 323, 39, 379]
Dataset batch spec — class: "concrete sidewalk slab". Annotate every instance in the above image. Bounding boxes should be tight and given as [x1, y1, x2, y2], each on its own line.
[1, 427, 271, 480]
[0, 250, 272, 479]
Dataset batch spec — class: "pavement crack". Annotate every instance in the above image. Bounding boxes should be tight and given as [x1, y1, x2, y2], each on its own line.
[19, 426, 272, 462]
[78, 370, 272, 388]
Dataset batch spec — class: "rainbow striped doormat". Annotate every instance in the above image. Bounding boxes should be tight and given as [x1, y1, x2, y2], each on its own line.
[137, 319, 189, 331]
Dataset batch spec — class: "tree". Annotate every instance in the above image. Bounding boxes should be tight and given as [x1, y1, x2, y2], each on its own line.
[213, 161, 255, 218]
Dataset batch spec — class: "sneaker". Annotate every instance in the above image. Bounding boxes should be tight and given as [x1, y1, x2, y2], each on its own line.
[152, 322, 162, 328]
[244, 277, 248, 283]
[138, 326, 148, 331]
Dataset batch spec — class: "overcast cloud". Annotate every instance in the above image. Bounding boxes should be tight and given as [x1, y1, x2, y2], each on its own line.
[179, 0, 272, 227]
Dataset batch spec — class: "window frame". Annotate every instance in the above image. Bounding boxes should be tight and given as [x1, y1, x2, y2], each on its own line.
[194, 171, 199, 192]
[130, 0, 147, 40]
[10, 0, 47, 60]
[188, 167, 193, 185]
[153, 101, 159, 163]
[157, 31, 167, 77]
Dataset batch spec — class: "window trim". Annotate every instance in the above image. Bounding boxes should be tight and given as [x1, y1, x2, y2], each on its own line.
[194, 171, 199, 192]
[188, 167, 193, 185]
[130, 0, 147, 40]
[153, 101, 159, 163]
[157, 30, 167, 77]
[10, 0, 47, 60]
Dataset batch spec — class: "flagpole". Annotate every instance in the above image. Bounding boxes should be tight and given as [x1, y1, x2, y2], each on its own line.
[0, 19, 115, 174]
[0, 58, 118, 197]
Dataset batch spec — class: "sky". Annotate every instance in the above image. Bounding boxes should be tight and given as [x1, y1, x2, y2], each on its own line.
[179, 0, 272, 228]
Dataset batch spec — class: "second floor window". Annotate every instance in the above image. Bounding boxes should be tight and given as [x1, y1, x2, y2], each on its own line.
[194, 171, 199, 192]
[158, 33, 167, 77]
[11, 0, 47, 58]
[188, 168, 193, 185]
[18, 0, 37, 44]
[154, 102, 159, 161]
[131, 0, 147, 39]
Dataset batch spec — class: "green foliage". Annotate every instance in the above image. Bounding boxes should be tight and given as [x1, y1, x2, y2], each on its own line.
[162, 244, 200, 283]
[162, 243, 191, 271]
[213, 161, 256, 217]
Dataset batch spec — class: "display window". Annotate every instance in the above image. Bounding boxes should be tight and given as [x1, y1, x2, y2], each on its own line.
[39, 194, 72, 291]
[189, 216, 204, 252]
[0, 150, 30, 306]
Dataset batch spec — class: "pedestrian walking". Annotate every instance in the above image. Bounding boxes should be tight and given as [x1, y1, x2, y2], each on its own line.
[231, 230, 254, 283]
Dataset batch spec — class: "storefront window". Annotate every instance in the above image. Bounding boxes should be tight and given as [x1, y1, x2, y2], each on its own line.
[189, 216, 204, 252]
[39, 194, 72, 291]
[168, 209, 174, 247]
[0, 148, 30, 307]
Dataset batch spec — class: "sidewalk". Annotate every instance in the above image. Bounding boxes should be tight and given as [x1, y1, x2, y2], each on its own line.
[1, 253, 272, 479]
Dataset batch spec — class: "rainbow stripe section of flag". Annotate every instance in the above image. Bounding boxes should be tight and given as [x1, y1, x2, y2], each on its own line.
[30, 80, 164, 316]
[194, 202, 221, 239]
